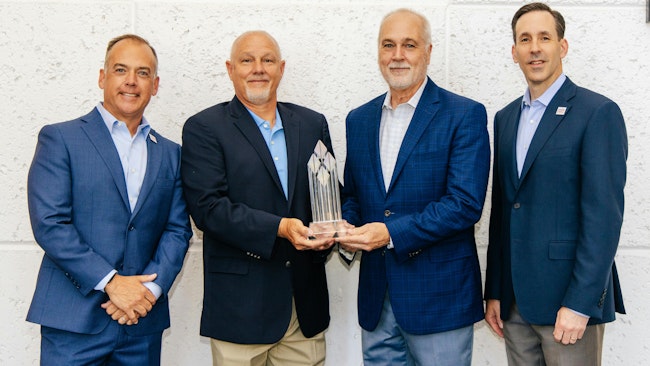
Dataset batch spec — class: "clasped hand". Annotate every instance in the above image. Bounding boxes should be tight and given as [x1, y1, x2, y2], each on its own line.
[102, 273, 157, 326]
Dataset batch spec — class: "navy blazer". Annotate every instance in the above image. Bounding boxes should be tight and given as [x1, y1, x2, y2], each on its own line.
[181, 96, 332, 344]
[27, 108, 192, 336]
[341, 78, 490, 334]
[485, 77, 627, 325]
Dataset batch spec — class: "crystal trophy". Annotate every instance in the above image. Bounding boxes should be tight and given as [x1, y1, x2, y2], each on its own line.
[307, 140, 347, 239]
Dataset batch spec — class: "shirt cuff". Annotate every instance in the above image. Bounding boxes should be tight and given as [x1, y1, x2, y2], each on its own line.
[386, 237, 394, 249]
[143, 282, 163, 300]
[568, 308, 590, 319]
[95, 269, 117, 292]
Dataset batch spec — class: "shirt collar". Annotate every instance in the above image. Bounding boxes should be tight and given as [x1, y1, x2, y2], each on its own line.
[246, 108, 283, 130]
[521, 73, 567, 108]
[382, 77, 427, 110]
[96, 102, 151, 136]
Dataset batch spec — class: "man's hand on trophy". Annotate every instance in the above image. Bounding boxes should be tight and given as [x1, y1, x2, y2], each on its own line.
[278, 217, 335, 251]
[336, 222, 390, 252]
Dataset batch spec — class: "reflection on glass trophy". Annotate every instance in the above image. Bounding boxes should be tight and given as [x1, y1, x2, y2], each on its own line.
[307, 140, 347, 238]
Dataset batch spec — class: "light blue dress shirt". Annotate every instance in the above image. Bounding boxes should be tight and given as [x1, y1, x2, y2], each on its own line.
[247, 108, 288, 199]
[516, 74, 566, 176]
[94, 103, 161, 299]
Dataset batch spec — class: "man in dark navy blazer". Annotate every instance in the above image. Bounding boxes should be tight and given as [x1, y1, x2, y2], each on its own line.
[181, 31, 335, 365]
[27, 34, 192, 365]
[484, 3, 627, 365]
[337, 9, 490, 366]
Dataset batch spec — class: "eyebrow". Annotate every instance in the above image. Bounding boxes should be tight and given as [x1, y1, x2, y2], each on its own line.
[381, 37, 420, 44]
[112, 63, 152, 72]
[518, 30, 553, 38]
[239, 52, 277, 59]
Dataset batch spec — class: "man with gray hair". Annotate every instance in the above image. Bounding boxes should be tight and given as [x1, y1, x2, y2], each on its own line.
[338, 8, 490, 365]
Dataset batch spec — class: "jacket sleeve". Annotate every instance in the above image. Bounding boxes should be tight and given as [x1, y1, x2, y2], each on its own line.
[563, 100, 627, 318]
[27, 124, 115, 296]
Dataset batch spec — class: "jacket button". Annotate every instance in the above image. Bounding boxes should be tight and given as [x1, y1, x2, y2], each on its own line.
[384, 210, 391, 217]
[285, 261, 291, 268]
[513, 203, 521, 209]
[128, 225, 135, 231]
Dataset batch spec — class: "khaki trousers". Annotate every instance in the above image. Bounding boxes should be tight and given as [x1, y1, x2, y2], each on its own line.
[503, 304, 605, 366]
[210, 299, 325, 366]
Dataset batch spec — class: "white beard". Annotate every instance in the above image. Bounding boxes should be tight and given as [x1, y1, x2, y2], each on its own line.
[246, 88, 271, 105]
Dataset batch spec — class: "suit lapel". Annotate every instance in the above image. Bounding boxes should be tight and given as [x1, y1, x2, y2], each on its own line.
[131, 131, 161, 219]
[518, 79, 575, 183]
[229, 97, 285, 198]
[80, 109, 130, 211]
[368, 97, 386, 195]
[389, 79, 439, 193]
[279, 103, 299, 208]
[500, 102, 522, 191]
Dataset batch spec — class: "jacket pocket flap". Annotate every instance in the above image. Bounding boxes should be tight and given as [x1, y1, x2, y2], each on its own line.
[208, 256, 249, 275]
[548, 241, 577, 260]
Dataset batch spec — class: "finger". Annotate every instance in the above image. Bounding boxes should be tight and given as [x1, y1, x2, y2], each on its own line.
[111, 310, 124, 321]
[134, 305, 149, 318]
[144, 291, 157, 305]
[485, 314, 504, 337]
[104, 303, 119, 316]
[553, 329, 563, 343]
[137, 273, 157, 283]
[124, 309, 138, 321]
[487, 320, 504, 337]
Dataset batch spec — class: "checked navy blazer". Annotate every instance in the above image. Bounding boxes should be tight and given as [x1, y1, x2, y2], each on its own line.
[341, 78, 491, 334]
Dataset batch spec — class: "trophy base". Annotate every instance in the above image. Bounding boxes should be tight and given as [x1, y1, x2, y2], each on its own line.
[309, 219, 348, 239]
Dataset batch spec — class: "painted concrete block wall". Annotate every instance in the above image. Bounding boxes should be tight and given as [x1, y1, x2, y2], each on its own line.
[1, 1, 648, 365]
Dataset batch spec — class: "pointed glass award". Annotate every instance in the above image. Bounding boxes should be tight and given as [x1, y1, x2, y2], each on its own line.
[307, 140, 348, 238]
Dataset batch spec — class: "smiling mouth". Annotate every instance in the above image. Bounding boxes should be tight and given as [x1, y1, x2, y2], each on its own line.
[121, 92, 139, 97]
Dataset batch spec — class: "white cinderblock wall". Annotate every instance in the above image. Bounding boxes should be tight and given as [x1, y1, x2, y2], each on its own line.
[1, 1, 648, 365]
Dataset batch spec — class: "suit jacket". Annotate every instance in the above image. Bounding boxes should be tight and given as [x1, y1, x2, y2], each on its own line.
[26, 108, 192, 336]
[181, 96, 332, 344]
[341, 78, 490, 334]
[485, 77, 627, 325]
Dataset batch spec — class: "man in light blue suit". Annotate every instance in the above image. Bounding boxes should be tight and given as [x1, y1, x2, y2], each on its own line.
[484, 3, 627, 366]
[26, 34, 192, 365]
[337, 9, 490, 366]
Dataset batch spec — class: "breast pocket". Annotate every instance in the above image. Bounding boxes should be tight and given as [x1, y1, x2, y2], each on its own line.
[155, 178, 174, 189]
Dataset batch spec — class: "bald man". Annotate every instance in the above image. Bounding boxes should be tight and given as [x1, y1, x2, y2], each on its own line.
[181, 31, 336, 365]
